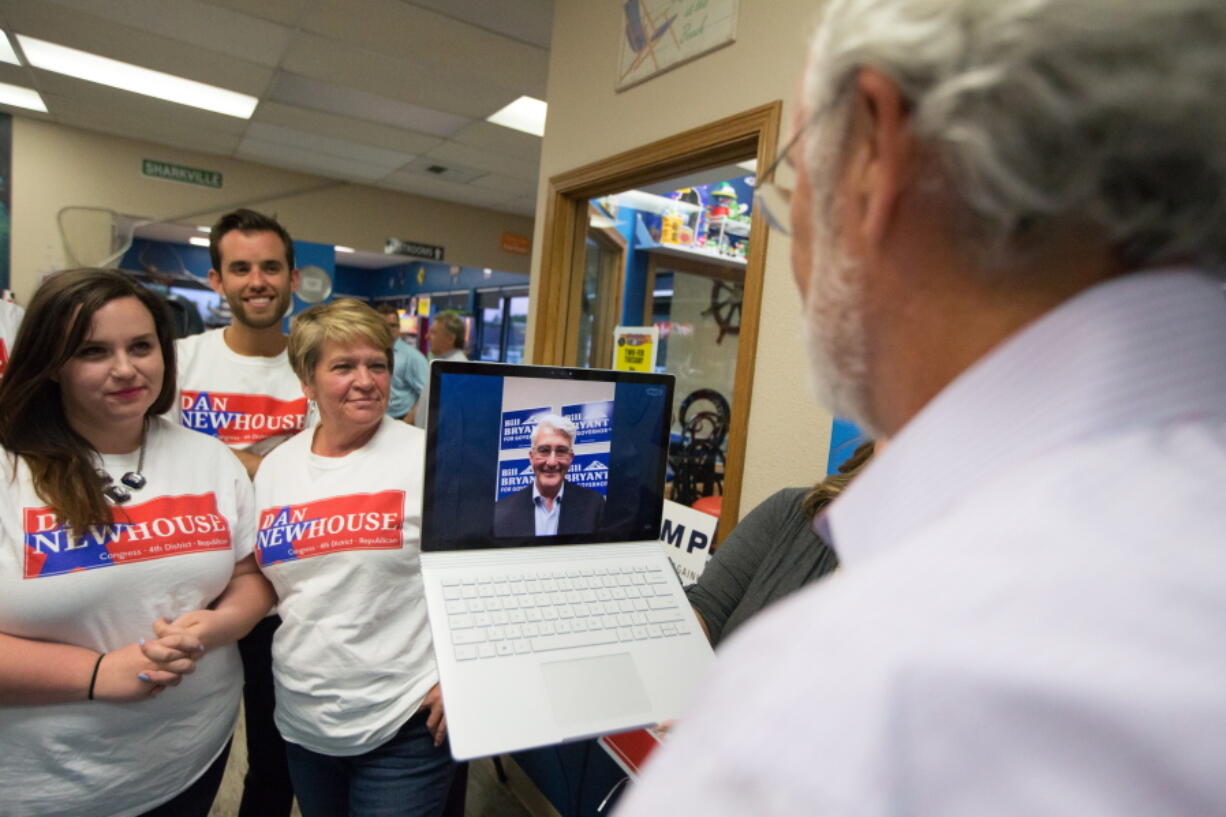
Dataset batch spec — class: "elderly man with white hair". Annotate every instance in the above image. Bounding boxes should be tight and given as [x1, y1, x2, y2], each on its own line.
[619, 1, 1226, 815]
[493, 414, 605, 538]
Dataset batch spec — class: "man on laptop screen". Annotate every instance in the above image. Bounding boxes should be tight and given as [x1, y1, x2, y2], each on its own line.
[493, 414, 605, 537]
[427, 367, 666, 550]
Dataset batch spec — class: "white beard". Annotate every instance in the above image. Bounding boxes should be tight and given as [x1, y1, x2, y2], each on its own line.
[799, 232, 882, 438]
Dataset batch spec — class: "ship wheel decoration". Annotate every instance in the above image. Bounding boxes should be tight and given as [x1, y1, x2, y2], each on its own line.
[703, 281, 743, 343]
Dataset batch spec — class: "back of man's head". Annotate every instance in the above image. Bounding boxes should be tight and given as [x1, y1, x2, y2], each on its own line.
[210, 208, 296, 271]
[802, 0, 1226, 273]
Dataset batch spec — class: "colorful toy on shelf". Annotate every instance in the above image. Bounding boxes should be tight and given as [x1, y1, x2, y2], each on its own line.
[707, 182, 737, 221]
[660, 206, 685, 244]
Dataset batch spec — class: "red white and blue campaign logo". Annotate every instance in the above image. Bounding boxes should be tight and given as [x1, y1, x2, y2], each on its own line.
[562, 401, 614, 445]
[496, 452, 609, 500]
[500, 406, 551, 450]
[180, 391, 308, 447]
[256, 491, 405, 567]
[23, 494, 231, 579]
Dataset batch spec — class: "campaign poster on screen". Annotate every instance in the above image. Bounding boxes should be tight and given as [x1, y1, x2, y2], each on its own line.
[500, 406, 550, 451]
[496, 452, 609, 500]
[562, 400, 613, 445]
[495, 380, 616, 503]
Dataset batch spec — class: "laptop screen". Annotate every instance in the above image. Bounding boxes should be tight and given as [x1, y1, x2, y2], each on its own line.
[422, 362, 674, 551]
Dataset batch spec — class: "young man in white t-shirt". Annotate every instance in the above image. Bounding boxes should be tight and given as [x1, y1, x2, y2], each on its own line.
[174, 208, 304, 817]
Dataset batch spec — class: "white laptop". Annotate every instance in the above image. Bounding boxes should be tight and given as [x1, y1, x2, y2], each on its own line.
[420, 360, 715, 761]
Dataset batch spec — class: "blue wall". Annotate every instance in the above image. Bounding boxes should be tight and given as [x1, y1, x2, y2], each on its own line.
[615, 205, 651, 326]
[120, 240, 533, 309]
[290, 239, 336, 320]
[361, 260, 528, 299]
[827, 418, 868, 474]
[120, 238, 213, 279]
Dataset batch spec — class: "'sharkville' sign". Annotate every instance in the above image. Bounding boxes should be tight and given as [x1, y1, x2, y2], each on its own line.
[142, 159, 223, 189]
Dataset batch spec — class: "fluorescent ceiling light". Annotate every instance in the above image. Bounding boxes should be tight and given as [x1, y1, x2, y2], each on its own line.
[334, 245, 355, 253]
[196, 225, 210, 233]
[486, 95, 547, 137]
[17, 35, 258, 119]
[0, 31, 20, 65]
[189, 236, 210, 247]
[0, 81, 46, 113]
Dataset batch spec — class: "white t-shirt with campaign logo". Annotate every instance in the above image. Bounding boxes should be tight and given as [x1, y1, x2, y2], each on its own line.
[174, 327, 310, 454]
[0, 417, 255, 817]
[0, 299, 24, 381]
[253, 415, 437, 756]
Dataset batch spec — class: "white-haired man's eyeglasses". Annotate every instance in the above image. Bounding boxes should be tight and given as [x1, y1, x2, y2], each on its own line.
[753, 126, 806, 236]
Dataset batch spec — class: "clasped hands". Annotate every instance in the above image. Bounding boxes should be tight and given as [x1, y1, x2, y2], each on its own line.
[92, 610, 224, 702]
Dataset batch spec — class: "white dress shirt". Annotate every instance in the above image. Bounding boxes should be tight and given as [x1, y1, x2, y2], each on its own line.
[618, 269, 1226, 817]
[533, 480, 565, 536]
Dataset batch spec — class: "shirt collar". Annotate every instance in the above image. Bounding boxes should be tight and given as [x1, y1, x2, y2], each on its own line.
[533, 479, 565, 505]
[827, 268, 1226, 565]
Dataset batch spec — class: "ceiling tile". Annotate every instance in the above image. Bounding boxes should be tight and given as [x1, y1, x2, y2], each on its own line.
[198, 0, 311, 26]
[237, 135, 395, 182]
[500, 196, 540, 217]
[40, 0, 293, 68]
[243, 121, 415, 170]
[403, 0, 554, 49]
[299, 0, 548, 97]
[425, 140, 539, 181]
[50, 104, 243, 157]
[379, 170, 515, 208]
[253, 101, 443, 156]
[469, 173, 537, 197]
[37, 72, 251, 135]
[1, 0, 274, 95]
[280, 31, 516, 119]
[449, 120, 542, 163]
[399, 156, 487, 185]
[0, 60, 35, 87]
[267, 72, 470, 137]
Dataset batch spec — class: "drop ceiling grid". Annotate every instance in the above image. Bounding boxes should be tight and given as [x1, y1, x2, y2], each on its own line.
[0, 0, 548, 218]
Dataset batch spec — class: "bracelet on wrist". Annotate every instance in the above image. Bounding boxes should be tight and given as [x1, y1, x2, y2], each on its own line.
[87, 652, 105, 701]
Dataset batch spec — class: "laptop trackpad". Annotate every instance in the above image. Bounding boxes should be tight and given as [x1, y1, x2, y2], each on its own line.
[541, 652, 652, 731]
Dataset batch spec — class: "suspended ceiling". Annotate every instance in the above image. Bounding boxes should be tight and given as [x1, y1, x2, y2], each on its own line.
[0, 0, 553, 217]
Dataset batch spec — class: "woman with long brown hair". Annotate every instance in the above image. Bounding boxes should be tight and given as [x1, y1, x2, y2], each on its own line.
[0, 268, 273, 817]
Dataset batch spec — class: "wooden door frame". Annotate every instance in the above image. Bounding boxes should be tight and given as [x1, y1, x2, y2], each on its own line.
[587, 221, 626, 368]
[532, 101, 783, 539]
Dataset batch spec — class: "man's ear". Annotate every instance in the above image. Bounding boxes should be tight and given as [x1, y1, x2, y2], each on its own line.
[289, 267, 302, 294]
[207, 269, 225, 297]
[847, 67, 915, 248]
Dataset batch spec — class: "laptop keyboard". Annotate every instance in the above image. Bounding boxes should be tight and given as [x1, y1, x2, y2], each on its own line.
[440, 564, 693, 661]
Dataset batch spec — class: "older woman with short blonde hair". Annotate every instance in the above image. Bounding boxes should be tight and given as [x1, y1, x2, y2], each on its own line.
[254, 298, 453, 817]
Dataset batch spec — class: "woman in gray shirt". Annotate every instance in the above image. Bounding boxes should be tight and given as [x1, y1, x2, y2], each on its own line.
[686, 442, 875, 645]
